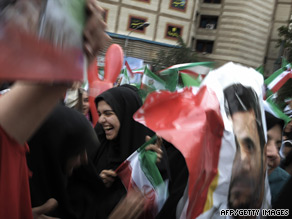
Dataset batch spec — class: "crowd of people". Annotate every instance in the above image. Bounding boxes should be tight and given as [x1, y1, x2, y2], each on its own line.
[1, 0, 292, 219]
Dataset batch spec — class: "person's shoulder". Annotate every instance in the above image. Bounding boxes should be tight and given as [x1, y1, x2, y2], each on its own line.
[269, 167, 290, 182]
[275, 167, 290, 180]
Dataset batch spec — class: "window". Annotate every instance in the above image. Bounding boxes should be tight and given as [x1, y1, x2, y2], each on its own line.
[199, 15, 218, 29]
[169, 0, 187, 12]
[196, 40, 214, 53]
[165, 24, 183, 40]
[128, 16, 148, 33]
[203, 0, 221, 3]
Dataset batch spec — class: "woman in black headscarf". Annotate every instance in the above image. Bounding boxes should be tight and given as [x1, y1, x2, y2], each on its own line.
[27, 104, 99, 219]
[92, 84, 167, 219]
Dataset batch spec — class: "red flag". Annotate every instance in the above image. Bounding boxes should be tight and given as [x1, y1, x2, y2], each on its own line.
[0, 24, 83, 81]
[125, 61, 134, 77]
[134, 86, 224, 218]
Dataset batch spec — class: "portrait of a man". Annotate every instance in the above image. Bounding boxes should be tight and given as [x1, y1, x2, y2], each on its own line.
[224, 84, 266, 210]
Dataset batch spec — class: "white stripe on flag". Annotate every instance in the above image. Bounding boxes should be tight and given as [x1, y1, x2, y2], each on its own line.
[141, 74, 166, 90]
[127, 151, 169, 212]
[267, 70, 291, 90]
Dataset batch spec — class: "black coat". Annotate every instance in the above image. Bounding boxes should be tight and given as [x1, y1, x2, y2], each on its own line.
[27, 104, 99, 219]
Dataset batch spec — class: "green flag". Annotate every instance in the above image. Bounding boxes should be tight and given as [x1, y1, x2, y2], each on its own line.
[266, 96, 291, 125]
[255, 65, 264, 75]
[180, 73, 201, 87]
[158, 68, 179, 92]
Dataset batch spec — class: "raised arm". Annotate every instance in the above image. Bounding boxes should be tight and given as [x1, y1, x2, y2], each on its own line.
[0, 0, 110, 145]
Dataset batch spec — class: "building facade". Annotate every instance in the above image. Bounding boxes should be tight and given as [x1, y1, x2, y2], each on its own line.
[99, 0, 291, 74]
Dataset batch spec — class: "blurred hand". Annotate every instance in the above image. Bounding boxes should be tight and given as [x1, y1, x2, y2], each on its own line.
[99, 169, 117, 188]
[109, 189, 145, 219]
[32, 198, 59, 219]
[84, 0, 111, 63]
[145, 135, 163, 163]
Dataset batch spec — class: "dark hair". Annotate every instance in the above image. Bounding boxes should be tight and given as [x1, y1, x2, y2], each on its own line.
[224, 84, 265, 151]
[265, 111, 285, 131]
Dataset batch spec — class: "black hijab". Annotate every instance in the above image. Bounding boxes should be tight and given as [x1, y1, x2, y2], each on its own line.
[265, 111, 285, 131]
[94, 84, 154, 173]
[67, 85, 170, 219]
[90, 85, 154, 219]
[27, 104, 99, 219]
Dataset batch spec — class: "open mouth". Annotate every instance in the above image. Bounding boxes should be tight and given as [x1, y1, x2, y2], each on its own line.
[103, 126, 114, 135]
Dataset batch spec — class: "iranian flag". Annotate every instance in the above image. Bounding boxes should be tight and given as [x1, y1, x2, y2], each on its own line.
[159, 62, 214, 79]
[125, 61, 134, 77]
[120, 68, 131, 85]
[0, 0, 86, 81]
[134, 86, 224, 219]
[0, 24, 83, 81]
[264, 96, 291, 125]
[139, 66, 167, 102]
[264, 60, 292, 94]
[132, 67, 145, 74]
[180, 72, 201, 87]
[255, 65, 264, 75]
[265, 69, 292, 93]
[120, 65, 142, 87]
[140, 66, 167, 92]
[158, 62, 214, 91]
[116, 136, 169, 219]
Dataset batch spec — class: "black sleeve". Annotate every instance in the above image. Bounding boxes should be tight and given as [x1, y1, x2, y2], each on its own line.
[156, 141, 189, 219]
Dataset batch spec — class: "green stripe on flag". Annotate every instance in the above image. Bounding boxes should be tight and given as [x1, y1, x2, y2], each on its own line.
[120, 68, 130, 85]
[266, 97, 291, 124]
[264, 67, 286, 85]
[255, 65, 264, 75]
[136, 135, 164, 188]
[158, 68, 179, 92]
[181, 73, 201, 87]
[141, 67, 167, 94]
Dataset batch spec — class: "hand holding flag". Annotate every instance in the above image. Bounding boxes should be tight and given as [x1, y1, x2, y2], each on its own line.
[99, 169, 117, 188]
[116, 135, 169, 219]
[145, 135, 163, 163]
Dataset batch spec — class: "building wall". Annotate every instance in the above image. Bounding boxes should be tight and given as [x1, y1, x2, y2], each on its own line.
[196, 0, 275, 68]
[99, 0, 196, 63]
[99, 0, 291, 73]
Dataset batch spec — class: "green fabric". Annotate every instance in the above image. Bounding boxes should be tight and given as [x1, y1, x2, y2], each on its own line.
[256, 65, 264, 75]
[158, 68, 179, 92]
[180, 73, 201, 87]
[137, 135, 164, 188]
[265, 67, 286, 86]
[266, 97, 292, 125]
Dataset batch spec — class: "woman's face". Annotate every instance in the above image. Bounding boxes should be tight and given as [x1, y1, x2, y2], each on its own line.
[97, 100, 120, 140]
[82, 91, 89, 116]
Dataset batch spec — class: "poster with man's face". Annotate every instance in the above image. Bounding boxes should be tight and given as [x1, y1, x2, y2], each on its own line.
[224, 84, 267, 210]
